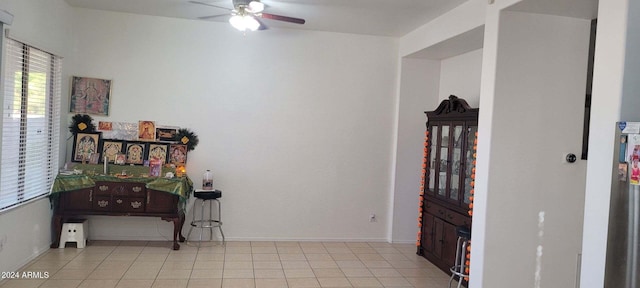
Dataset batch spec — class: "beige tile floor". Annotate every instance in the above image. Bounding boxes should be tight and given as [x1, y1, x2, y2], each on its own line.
[1, 240, 458, 288]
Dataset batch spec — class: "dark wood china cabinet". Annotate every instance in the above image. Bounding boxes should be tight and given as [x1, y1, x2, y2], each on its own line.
[417, 95, 478, 274]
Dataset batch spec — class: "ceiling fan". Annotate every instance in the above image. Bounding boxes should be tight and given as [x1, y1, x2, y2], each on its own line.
[189, 0, 306, 32]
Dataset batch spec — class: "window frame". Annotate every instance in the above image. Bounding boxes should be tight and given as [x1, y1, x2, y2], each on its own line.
[0, 36, 61, 213]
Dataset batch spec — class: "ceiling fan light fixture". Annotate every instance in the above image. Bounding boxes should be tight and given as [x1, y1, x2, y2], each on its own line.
[248, 1, 264, 13]
[229, 14, 246, 31]
[245, 16, 260, 31]
[191, 0, 304, 31]
[229, 14, 260, 31]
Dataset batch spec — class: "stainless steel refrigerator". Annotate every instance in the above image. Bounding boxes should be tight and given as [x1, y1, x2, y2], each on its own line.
[605, 122, 640, 288]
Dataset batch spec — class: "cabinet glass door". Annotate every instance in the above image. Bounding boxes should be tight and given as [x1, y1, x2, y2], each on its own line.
[438, 125, 449, 197]
[448, 125, 463, 201]
[463, 125, 478, 204]
[428, 126, 438, 191]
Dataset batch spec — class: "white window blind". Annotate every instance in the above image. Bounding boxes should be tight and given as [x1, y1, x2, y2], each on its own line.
[0, 37, 61, 211]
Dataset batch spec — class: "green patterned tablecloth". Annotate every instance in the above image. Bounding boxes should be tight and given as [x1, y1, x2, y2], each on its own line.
[50, 166, 193, 201]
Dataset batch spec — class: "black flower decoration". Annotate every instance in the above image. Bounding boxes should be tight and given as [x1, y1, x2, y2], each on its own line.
[174, 128, 199, 151]
[68, 114, 96, 134]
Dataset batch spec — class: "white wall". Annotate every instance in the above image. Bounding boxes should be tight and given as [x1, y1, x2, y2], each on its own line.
[391, 0, 487, 245]
[69, 8, 400, 241]
[392, 0, 486, 242]
[438, 49, 483, 107]
[0, 0, 74, 274]
[0, 200, 53, 274]
[391, 58, 440, 243]
[581, 0, 640, 286]
[472, 11, 589, 287]
[391, 48, 482, 243]
[399, 0, 486, 58]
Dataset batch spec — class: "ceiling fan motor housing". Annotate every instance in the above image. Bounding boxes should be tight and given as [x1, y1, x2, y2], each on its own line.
[232, 0, 253, 7]
[191, 0, 304, 28]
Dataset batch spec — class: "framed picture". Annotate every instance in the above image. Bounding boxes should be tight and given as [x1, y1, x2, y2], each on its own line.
[70, 76, 112, 116]
[101, 122, 138, 140]
[72, 132, 101, 162]
[101, 140, 123, 163]
[115, 153, 126, 165]
[88, 153, 100, 164]
[169, 144, 188, 165]
[156, 126, 178, 142]
[138, 121, 156, 141]
[125, 142, 146, 165]
[148, 143, 168, 163]
[98, 121, 113, 131]
[149, 158, 163, 177]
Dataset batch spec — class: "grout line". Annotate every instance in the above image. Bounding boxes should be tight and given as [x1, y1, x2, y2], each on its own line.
[18, 241, 449, 288]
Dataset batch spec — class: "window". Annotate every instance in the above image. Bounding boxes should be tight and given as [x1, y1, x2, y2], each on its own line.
[0, 37, 61, 211]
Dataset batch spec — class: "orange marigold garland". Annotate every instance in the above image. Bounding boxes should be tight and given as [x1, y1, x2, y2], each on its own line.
[417, 130, 429, 247]
[465, 131, 478, 281]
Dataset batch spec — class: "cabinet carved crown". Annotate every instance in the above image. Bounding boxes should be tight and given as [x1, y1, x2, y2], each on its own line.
[431, 95, 475, 115]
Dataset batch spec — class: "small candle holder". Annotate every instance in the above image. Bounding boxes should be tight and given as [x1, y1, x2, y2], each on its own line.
[176, 165, 186, 177]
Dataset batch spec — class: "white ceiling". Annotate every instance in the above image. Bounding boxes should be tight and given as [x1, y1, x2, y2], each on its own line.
[507, 0, 598, 20]
[63, 0, 469, 37]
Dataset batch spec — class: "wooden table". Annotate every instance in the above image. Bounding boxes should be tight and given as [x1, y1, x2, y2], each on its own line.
[50, 174, 192, 250]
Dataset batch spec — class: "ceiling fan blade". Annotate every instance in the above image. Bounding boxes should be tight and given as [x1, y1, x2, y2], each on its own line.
[188, 0, 231, 11]
[198, 14, 229, 20]
[260, 13, 305, 25]
[255, 17, 268, 30]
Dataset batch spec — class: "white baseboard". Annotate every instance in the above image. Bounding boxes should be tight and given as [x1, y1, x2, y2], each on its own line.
[390, 240, 415, 244]
[221, 237, 389, 243]
[89, 235, 390, 243]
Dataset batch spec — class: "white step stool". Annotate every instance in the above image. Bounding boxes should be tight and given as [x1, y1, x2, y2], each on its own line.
[58, 219, 88, 248]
